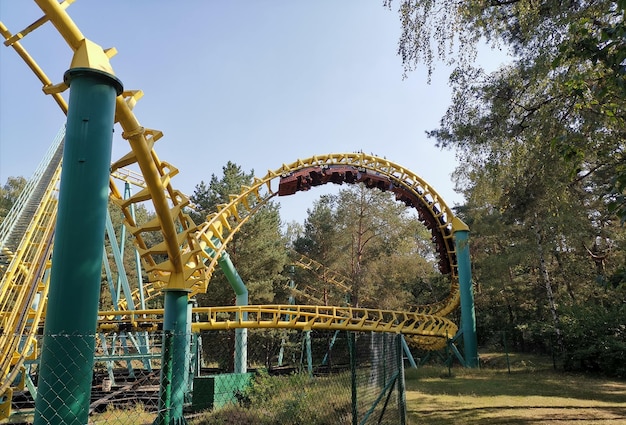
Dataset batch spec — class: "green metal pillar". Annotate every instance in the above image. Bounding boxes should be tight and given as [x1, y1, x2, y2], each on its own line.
[278, 265, 296, 367]
[452, 217, 479, 368]
[156, 289, 190, 425]
[218, 252, 248, 373]
[34, 66, 122, 425]
[304, 330, 313, 377]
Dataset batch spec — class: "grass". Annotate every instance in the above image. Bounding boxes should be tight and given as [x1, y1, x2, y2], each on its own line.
[89, 403, 156, 425]
[405, 352, 626, 424]
[4, 353, 625, 424]
[0, 404, 156, 425]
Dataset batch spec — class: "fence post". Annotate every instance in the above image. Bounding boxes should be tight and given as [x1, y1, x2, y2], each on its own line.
[349, 332, 358, 425]
[155, 330, 174, 425]
[397, 334, 407, 425]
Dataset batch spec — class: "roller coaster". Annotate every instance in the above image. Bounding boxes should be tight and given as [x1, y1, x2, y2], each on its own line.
[0, 1, 477, 423]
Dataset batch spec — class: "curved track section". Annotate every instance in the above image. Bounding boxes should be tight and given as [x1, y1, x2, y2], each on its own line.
[195, 153, 461, 317]
[2, 1, 207, 295]
[290, 252, 352, 305]
[96, 306, 457, 339]
[292, 252, 352, 293]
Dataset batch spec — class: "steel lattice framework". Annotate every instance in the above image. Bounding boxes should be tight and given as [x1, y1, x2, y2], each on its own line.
[0, 1, 468, 417]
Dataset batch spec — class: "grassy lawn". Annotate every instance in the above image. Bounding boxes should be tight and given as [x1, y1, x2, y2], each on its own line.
[4, 353, 624, 424]
[405, 353, 626, 424]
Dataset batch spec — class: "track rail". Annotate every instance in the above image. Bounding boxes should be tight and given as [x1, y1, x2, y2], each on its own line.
[95, 305, 458, 339]
[292, 252, 352, 293]
[193, 154, 461, 315]
[0, 164, 60, 401]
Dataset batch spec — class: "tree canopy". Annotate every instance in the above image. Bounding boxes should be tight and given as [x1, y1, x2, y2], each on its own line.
[0, 176, 26, 225]
[384, 0, 626, 375]
[293, 184, 441, 311]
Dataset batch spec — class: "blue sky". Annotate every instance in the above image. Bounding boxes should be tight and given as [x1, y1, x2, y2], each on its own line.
[0, 1, 509, 224]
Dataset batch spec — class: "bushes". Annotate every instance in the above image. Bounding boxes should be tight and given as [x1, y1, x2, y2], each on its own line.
[560, 301, 626, 378]
[191, 369, 354, 425]
[242, 369, 352, 425]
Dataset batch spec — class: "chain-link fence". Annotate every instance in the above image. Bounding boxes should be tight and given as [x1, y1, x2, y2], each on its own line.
[5, 330, 407, 424]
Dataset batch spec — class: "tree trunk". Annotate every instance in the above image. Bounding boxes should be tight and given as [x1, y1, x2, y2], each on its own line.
[533, 213, 564, 352]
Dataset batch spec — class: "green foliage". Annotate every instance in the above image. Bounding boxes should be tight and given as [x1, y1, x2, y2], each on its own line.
[231, 204, 288, 304]
[193, 162, 287, 306]
[560, 298, 626, 378]
[293, 184, 440, 310]
[0, 176, 26, 224]
[384, 0, 481, 79]
[386, 0, 626, 367]
[189, 161, 254, 224]
[191, 368, 356, 425]
[238, 370, 346, 425]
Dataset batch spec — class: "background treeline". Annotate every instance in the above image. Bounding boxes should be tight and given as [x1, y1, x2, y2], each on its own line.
[384, 0, 626, 377]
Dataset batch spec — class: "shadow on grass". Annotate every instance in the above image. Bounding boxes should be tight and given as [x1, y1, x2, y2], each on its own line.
[406, 353, 626, 404]
[405, 353, 626, 424]
[408, 405, 626, 425]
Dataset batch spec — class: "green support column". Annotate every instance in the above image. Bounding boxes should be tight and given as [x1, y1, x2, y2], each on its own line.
[33, 63, 123, 424]
[218, 252, 248, 374]
[304, 330, 313, 377]
[156, 289, 190, 425]
[452, 217, 479, 368]
[278, 265, 296, 367]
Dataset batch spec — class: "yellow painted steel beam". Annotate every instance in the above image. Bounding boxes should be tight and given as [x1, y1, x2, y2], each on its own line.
[0, 20, 68, 114]
[31, 0, 203, 288]
[0, 0, 207, 288]
[0, 165, 59, 403]
[194, 153, 461, 314]
[292, 252, 352, 293]
[285, 286, 326, 306]
[95, 305, 458, 340]
[289, 252, 375, 305]
[33, 0, 84, 50]
[1, 0, 208, 292]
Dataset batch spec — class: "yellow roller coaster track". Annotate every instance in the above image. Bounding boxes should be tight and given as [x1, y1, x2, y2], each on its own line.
[291, 252, 352, 294]
[0, 165, 60, 404]
[96, 306, 457, 339]
[0, 0, 465, 415]
[192, 153, 462, 314]
[290, 251, 459, 316]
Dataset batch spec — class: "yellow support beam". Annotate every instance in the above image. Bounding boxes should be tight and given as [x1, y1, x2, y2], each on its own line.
[0, 164, 59, 410]
[94, 305, 458, 340]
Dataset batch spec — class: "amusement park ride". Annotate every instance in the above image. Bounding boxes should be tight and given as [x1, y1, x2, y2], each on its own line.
[0, 1, 477, 423]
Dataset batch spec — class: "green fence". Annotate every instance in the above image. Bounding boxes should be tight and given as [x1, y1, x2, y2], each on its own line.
[5, 330, 407, 424]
